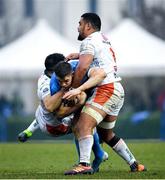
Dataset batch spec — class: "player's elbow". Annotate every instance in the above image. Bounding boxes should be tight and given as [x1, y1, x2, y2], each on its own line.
[95, 69, 107, 80]
[56, 108, 68, 118]
[43, 96, 55, 112]
[100, 69, 107, 79]
[45, 104, 55, 113]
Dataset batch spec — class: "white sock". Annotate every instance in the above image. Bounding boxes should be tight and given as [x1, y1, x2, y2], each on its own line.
[26, 119, 39, 133]
[79, 135, 93, 164]
[113, 139, 136, 165]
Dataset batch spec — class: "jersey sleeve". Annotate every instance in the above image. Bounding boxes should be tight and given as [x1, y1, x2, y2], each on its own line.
[79, 39, 95, 55]
[50, 73, 61, 95]
[37, 75, 51, 100]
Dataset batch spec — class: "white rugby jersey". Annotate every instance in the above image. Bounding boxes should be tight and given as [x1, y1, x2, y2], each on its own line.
[36, 73, 61, 126]
[37, 73, 50, 100]
[80, 31, 121, 85]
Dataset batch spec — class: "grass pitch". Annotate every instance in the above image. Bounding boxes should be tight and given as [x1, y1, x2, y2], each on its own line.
[0, 140, 165, 179]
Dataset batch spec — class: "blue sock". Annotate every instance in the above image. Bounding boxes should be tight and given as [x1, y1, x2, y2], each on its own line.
[92, 132, 104, 159]
[74, 138, 80, 162]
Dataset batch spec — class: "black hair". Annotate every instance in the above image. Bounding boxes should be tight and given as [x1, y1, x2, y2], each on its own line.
[81, 12, 101, 31]
[44, 53, 65, 72]
[54, 61, 72, 79]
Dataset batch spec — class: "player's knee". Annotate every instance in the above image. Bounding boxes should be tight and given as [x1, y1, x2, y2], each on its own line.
[81, 106, 104, 124]
[74, 119, 93, 137]
[97, 127, 115, 143]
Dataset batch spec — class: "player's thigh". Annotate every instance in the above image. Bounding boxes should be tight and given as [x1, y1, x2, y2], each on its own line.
[75, 109, 97, 137]
[81, 104, 107, 125]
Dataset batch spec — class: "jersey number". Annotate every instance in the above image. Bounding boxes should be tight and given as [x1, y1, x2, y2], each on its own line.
[109, 47, 117, 71]
[109, 47, 116, 62]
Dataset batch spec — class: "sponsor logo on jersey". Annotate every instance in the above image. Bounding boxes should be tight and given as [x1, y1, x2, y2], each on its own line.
[43, 88, 49, 93]
[111, 104, 117, 109]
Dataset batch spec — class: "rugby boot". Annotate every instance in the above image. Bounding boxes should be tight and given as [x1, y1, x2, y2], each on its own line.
[130, 161, 147, 172]
[64, 163, 93, 175]
[18, 129, 32, 142]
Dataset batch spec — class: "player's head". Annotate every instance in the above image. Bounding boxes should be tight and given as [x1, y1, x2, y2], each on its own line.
[45, 53, 65, 74]
[54, 61, 73, 89]
[78, 12, 101, 41]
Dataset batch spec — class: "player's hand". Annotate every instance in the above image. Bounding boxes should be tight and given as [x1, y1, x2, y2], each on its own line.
[61, 98, 78, 107]
[65, 53, 79, 61]
[63, 89, 81, 99]
[61, 86, 70, 92]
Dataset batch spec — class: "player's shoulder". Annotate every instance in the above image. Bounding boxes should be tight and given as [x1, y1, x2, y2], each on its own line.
[88, 31, 101, 40]
[68, 59, 79, 71]
[38, 73, 50, 85]
[81, 32, 99, 46]
[39, 73, 50, 81]
[50, 73, 59, 87]
[50, 72, 61, 95]
[50, 72, 57, 83]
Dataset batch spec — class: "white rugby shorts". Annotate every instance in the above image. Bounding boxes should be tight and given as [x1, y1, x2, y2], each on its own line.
[85, 82, 124, 116]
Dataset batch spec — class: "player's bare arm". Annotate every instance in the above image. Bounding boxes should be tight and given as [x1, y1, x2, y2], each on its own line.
[72, 54, 93, 88]
[63, 68, 106, 99]
[43, 90, 65, 112]
[55, 91, 87, 118]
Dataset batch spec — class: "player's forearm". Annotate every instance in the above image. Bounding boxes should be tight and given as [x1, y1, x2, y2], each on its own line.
[56, 105, 80, 118]
[44, 91, 64, 112]
[78, 68, 106, 91]
[78, 76, 104, 92]
[56, 92, 86, 118]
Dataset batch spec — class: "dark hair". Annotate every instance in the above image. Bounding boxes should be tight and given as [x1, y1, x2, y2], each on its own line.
[54, 61, 72, 79]
[81, 12, 101, 31]
[45, 53, 65, 72]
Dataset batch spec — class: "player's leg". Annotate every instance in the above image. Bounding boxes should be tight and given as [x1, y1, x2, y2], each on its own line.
[92, 128, 108, 172]
[97, 81, 146, 172]
[18, 119, 39, 142]
[98, 121, 146, 172]
[74, 128, 108, 172]
[83, 81, 146, 173]
[65, 84, 118, 175]
[59, 90, 107, 168]
[64, 104, 107, 175]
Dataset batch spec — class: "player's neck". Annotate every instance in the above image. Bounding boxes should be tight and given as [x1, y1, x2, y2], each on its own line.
[44, 70, 52, 78]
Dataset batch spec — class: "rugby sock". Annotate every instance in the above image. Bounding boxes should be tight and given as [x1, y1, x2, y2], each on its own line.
[79, 135, 93, 165]
[108, 136, 136, 165]
[92, 131, 104, 159]
[75, 131, 104, 164]
[26, 119, 39, 133]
